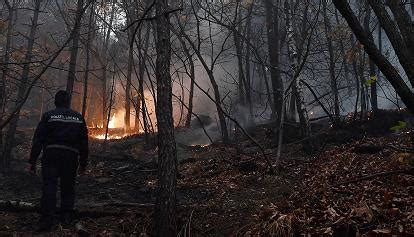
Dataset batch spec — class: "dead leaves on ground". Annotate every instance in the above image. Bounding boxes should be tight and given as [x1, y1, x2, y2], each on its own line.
[253, 134, 414, 236]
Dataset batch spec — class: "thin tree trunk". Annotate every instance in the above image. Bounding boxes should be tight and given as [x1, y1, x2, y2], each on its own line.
[261, 64, 273, 109]
[66, 0, 84, 104]
[135, 26, 151, 143]
[174, 16, 229, 143]
[288, 92, 296, 121]
[352, 53, 360, 120]
[82, 3, 94, 117]
[172, 15, 195, 128]
[264, 0, 283, 122]
[322, 0, 340, 125]
[233, 2, 246, 105]
[102, 0, 116, 129]
[334, 9, 352, 97]
[287, 0, 311, 152]
[155, 0, 177, 235]
[2, 0, 41, 172]
[103, 70, 115, 151]
[411, 0, 414, 15]
[124, 34, 134, 132]
[363, 2, 378, 112]
[245, 2, 254, 121]
[359, 53, 367, 119]
[275, 94, 285, 164]
[0, 1, 15, 172]
[377, 24, 382, 102]
[124, 4, 137, 133]
[184, 51, 195, 127]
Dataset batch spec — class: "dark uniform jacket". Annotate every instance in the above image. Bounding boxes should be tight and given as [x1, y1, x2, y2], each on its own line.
[29, 107, 89, 167]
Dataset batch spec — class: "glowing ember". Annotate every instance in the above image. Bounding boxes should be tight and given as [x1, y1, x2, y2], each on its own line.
[93, 134, 127, 140]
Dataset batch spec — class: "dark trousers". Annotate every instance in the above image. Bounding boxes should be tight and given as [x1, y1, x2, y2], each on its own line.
[41, 148, 78, 218]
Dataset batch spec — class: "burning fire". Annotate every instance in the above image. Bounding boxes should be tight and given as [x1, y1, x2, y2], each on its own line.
[108, 114, 116, 129]
[88, 88, 192, 141]
[90, 110, 135, 140]
[93, 133, 127, 140]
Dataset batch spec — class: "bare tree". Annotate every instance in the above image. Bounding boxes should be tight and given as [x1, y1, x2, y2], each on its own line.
[66, 0, 85, 104]
[322, 0, 340, 124]
[174, 3, 230, 143]
[0, 0, 15, 165]
[363, 2, 378, 112]
[263, 0, 283, 122]
[82, 2, 95, 117]
[172, 14, 196, 127]
[333, 0, 414, 112]
[136, 26, 151, 142]
[154, 0, 178, 236]
[101, 0, 117, 129]
[233, 1, 247, 105]
[2, 0, 42, 172]
[123, 1, 138, 132]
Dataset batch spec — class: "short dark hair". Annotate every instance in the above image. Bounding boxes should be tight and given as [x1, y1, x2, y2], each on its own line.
[54, 90, 70, 108]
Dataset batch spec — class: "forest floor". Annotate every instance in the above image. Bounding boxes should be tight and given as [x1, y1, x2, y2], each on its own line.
[0, 113, 414, 236]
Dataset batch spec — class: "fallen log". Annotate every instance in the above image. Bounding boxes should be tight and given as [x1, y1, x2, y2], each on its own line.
[335, 168, 414, 186]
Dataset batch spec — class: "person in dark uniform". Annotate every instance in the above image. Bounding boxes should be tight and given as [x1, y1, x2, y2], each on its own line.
[28, 90, 89, 231]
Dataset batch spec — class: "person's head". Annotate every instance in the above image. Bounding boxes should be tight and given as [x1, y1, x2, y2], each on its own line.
[54, 90, 70, 108]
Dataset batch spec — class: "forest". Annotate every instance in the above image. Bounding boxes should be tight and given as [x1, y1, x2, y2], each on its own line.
[0, 0, 413, 236]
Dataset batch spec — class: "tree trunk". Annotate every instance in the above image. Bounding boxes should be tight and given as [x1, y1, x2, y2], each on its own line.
[367, 0, 414, 86]
[102, 0, 116, 129]
[184, 51, 195, 128]
[363, 2, 378, 112]
[359, 54, 367, 119]
[136, 25, 150, 143]
[287, 0, 311, 152]
[103, 70, 116, 151]
[0, 1, 15, 173]
[352, 51, 360, 120]
[322, 0, 340, 125]
[244, 3, 254, 121]
[385, 0, 414, 57]
[82, 3, 94, 117]
[66, 0, 84, 104]
[264, 0, 283, 122]
[411, 0, 414, 15]
[288, 92, 296, 121]
[124, 34, 134, 132]
[334, 9, 352, 96]
[261, 64, 273, 109]
[102, 68, 108, 127]
[333, 0, 414, 113]
[155, 0, 178, 236]
[124, 4, 137, 133]
[233, 3, 246, 105]
[2, 0, 41, 172]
